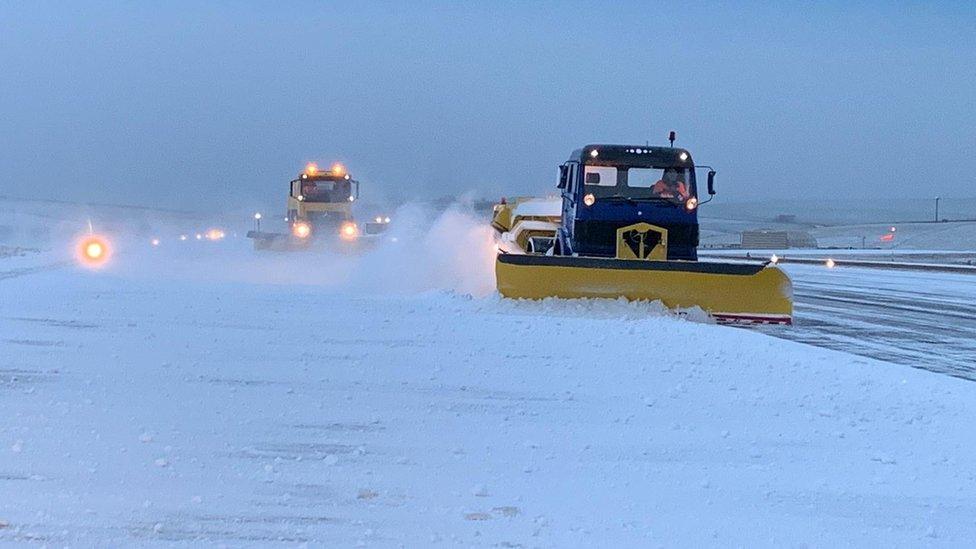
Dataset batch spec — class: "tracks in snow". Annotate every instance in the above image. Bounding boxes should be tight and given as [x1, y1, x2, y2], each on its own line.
[0, 261, 71, 281]
[756, 266, 976, 381]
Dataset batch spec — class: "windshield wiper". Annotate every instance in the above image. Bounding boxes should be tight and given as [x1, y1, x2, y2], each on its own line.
[603, 194, 639, 205]
[604, 194, 681, 206]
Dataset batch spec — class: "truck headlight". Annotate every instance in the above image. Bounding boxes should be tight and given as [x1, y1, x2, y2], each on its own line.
[583, 193, 595, 206]
[292, 221, 311, 239]
[340, 221, 358, 240]
[685, 197, 698, 211]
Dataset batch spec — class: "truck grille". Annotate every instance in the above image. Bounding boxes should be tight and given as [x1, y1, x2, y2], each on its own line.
[572, 221, 699, 260]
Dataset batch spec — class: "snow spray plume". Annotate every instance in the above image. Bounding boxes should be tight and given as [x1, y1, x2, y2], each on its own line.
[349, 202, 496, 296]
[116, 202, 497, 296]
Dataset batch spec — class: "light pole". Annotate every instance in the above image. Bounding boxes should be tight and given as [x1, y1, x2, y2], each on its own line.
[254, 212, 262, 232]
[935, 197, 940, 222]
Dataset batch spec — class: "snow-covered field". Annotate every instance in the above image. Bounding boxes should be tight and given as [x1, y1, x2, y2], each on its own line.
[2, 204, 976, 546]
[701, 219, 976, 251]
[704, 198, 976, 227]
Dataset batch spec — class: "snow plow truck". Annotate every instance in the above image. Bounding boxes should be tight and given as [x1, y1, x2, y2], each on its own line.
[247, 162, 388, 251]
[492, 141, 793, 325]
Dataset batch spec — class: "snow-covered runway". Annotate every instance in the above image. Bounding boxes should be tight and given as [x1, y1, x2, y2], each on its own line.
[2, 239, 976, 546]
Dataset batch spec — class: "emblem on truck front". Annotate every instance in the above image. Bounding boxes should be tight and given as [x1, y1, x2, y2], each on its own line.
[616, 223, 668, 261]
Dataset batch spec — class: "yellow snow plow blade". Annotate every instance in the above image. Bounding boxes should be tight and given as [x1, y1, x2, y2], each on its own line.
[495, 254, 793, 325]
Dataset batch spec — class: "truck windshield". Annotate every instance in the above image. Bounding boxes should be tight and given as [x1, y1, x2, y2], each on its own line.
[300, 178, 350, 202]
[583, 165, 693, 202]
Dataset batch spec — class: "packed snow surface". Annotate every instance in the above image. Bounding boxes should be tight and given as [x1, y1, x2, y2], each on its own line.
[2, 204, 976, 546]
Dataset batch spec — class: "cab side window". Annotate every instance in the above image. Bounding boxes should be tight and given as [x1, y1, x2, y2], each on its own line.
[569, 163, 578, 193]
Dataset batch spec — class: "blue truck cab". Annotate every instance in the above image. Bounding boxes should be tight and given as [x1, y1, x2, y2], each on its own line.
[555, 144, 715, 261]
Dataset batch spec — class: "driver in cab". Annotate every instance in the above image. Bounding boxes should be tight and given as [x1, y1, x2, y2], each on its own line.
[652, 168, 690, 200]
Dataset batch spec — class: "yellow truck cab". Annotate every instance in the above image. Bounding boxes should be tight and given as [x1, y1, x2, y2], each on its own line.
[287, 162, 359, 230]
[248, 162, 391, 250]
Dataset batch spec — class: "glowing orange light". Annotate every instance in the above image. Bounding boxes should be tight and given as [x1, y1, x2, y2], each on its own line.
[880, 233, 894, 242]
[685, 197, 699, 211]
[330, 162, 345, 176]
[86, 241, 104, 259]
[305, 162, 319, 176]
[339, 221, 358, 241]
[205, 228, 225, 241]
[292, 221, 312, 239]
[77, 235, 111, 268]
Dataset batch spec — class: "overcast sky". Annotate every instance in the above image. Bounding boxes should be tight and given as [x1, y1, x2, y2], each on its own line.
[1, 1, 973, 211]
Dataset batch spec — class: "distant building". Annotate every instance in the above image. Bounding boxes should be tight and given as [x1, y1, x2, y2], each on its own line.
[740, 230, 818, 249]
[774, 214, 797, 223]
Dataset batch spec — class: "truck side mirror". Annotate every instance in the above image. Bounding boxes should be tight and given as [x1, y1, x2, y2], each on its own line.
[707, 170, 716, 195]
[557, 165, 568, 188]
